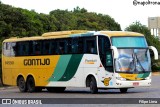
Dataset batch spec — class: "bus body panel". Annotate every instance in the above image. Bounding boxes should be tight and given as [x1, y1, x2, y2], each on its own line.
[1, 31, 154, 92]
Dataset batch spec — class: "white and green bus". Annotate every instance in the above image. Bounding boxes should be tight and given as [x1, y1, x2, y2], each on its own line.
[2, 30, 158, 93]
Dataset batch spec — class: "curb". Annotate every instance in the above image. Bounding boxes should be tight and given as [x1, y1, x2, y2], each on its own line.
[0, 86, 17, 90]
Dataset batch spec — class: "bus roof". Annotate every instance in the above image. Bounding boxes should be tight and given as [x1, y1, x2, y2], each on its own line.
[3, 30, 144, 42]
[100, 31, 143, 37]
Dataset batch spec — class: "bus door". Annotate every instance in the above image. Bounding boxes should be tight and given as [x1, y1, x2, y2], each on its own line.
[98, 36, 114, 86]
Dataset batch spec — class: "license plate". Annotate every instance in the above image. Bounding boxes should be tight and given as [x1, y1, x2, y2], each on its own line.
[133, 82, 139, 86]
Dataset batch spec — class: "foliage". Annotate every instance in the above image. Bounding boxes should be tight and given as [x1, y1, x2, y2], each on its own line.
[0, 3, 121, 78]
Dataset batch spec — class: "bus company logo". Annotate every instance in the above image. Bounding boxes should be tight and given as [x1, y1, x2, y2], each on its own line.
[102, 77, 111, 86]
[24, 58, 50, 66]
[84, 59, 97, 64]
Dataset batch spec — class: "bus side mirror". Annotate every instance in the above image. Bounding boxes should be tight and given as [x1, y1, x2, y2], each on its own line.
[111, 46, 119, 59]
[149, 46, 158, 60]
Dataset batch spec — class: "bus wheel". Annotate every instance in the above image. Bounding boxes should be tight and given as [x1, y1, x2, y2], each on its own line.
[90, 77, 98, 94]
[27, 76, 36, 93]
[120, 88, 128, 93]
[17, 77, 27, 92]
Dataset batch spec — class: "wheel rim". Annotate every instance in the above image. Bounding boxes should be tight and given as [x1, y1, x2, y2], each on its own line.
[90, 81, 94, 92]
[18, 77, 26, 92]
[19, 78, 25, 90]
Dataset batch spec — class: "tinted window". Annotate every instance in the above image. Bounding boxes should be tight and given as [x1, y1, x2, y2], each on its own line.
[3, 36, 98, 57]
[85, 37, 97, 54]
[98, 36, 113, 72]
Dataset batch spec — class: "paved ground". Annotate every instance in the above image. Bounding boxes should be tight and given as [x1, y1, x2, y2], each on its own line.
[0, 75, 160, 107]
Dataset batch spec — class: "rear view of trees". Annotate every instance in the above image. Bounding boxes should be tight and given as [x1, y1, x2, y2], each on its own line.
[0, 2, 121, 38]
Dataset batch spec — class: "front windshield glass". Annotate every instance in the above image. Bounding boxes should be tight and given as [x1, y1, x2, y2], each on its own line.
[111, 36, 151, 73]
[112, 36, 147, 48]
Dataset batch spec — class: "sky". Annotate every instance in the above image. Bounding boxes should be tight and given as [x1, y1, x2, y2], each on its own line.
[1, 0, 160, 30]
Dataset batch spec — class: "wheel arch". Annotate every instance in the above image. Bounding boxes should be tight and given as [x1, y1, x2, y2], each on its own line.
[85, 73, 98, 87]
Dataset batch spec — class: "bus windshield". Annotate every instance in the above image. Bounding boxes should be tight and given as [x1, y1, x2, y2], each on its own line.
[111, 36, 147, 48]
[111, 36, 151, 73]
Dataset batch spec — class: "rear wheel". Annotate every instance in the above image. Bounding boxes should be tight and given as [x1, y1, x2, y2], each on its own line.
[90, 77, 98, 94]
[120, 88, 128, 93]
[17, 77, 27, 92]
[27, 76, 36, 93]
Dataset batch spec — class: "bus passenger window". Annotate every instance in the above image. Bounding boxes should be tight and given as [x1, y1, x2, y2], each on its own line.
[58, 41, 65, 54]
[19, 42, 29, 56]
[33, 41, 42, 55]
[77, 39, 84, 54]
[51, 41, 57, 55]
[72, 38, 78, 54]
[3, 42, 11, 56]
[43, 41, 50, 55]
[10, 42, 17, 56]
[67, 39, 72, 54]
[86, 40, 96, 54]
[85, 37, 97, 54]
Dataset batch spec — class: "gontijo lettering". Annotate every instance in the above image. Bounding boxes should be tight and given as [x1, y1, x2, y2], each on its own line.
[24, 58, 50, 66]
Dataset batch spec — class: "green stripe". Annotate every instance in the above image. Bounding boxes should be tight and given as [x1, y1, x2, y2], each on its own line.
[137, 72, 150, 78]
[48, 55, 72, 81]
[137, 74, 144, 78]
[141, 72, 150, 78]
[59, 54, 83, 81]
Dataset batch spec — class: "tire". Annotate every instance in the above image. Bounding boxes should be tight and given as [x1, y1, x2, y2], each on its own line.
[120, 88, 128, 93]
[27, 76, 36, 93]
[47, 87, 66, 93]
[90, 77, 98, 94]
[17, 77, 27, 92]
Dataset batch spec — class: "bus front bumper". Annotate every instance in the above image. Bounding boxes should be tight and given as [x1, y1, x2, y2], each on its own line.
[113, 79, 151, 88]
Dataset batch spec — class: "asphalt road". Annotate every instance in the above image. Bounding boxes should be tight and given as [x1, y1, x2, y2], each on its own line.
[0, 75, 160, 106]
[0, 76, 160, 98]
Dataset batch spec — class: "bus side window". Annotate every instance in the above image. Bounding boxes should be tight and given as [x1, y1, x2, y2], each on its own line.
[72, 38, 78, 54]
[85, 39, 97, 54]
[50, 40, 57, 55]
[58, 41, 65, 54]
[66, 39, 72, 54]
[20, 42, 29, 56]
[43, 41, 50, 55]
[3, 42, 11, 56]
[77, 38, 84, 54]
[10, 42, 17, 56]
[33, 41, 42, 55]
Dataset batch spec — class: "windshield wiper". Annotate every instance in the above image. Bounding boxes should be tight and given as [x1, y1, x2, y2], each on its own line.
[131, 53, 145, 72]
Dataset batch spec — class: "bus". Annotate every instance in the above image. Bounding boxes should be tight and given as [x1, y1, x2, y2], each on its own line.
[2, 30, 158, 93]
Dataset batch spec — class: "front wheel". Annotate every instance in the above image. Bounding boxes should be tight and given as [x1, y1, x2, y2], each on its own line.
[90, 77, 98, 94]
[17, 77, 27, 92]
[120, 88, 128, 93]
